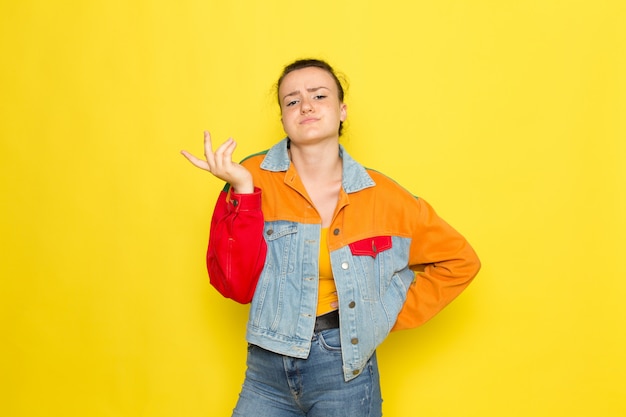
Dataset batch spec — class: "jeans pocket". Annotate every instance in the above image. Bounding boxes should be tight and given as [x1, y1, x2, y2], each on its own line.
[317, 328, 342, 353]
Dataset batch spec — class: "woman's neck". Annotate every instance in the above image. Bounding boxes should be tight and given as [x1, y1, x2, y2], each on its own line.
[288, 140, 343, 227]
[288, 140, 342, 182]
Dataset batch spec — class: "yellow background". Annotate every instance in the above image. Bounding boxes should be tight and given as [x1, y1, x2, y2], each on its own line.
[1, 1, 625, 416]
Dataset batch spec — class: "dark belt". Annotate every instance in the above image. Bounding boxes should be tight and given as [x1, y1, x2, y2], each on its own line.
[314, 310, 340, 333]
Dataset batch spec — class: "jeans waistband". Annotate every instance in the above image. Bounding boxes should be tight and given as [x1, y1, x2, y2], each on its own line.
[314, 310, 339, 333]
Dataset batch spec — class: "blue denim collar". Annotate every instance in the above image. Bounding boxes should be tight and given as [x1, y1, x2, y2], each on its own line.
[260, 138, 376, 193]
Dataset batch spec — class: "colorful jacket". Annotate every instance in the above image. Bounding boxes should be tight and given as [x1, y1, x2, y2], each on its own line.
[206, 138, 481, 381]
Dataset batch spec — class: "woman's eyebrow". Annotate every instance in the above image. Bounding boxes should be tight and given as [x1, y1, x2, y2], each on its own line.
[307, 86, 329, 93]
[282, 86, 330, 101]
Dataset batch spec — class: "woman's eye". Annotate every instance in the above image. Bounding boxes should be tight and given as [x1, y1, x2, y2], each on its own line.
[285, 100, 298, 107]
[314, 95, 327, 100]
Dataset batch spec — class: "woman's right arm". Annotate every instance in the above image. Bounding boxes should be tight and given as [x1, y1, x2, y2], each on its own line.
[205, 186, 267, 303]
[182, 132, 267, 303]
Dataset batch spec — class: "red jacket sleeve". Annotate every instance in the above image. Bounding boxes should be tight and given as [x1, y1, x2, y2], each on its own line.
[206, 186, 267, 304]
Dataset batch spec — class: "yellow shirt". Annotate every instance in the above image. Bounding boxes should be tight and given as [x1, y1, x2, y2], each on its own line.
[317, 228, 338, 316]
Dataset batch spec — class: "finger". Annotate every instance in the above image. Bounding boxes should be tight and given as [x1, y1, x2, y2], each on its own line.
[180, 150, 210, 170]
[219, 138, 238, 167]
[203, 131, 217, 167]
[213, 138, 236, 172]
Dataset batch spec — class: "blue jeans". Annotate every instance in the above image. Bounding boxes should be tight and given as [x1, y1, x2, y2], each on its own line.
[232, 328, 383, 417]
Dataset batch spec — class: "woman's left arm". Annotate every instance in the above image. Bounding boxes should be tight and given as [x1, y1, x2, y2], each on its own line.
[392, 198, 481, 330]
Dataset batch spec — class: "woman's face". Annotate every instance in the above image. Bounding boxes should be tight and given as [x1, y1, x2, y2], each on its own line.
[278, 67, 347, 144]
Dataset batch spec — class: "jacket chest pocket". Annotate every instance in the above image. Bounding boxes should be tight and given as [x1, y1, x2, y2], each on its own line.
[263, 222, 299, 275]
[252, 222, 300, 330]
[348, 236, 394, 301]
[349, 236, 392, 258]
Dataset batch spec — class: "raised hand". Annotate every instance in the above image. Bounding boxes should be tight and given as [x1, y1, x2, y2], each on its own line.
[181, 131, 254, 194]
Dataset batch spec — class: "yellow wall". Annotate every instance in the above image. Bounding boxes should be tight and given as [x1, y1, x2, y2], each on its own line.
[1, 1, 624, 416]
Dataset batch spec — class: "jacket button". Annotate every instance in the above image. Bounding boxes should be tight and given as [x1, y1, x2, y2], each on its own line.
[232, 199, 239, 206]
[352, 369, 360, 376]
[266, 229, 273, 236]
[348, 301, 356, 308]
[333, 228, 340, 235]
[351, 338, 359, 345]
[341, 262, 349, 270]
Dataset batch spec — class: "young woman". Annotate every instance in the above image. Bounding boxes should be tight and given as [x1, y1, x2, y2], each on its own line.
[182, 59, 481, 417]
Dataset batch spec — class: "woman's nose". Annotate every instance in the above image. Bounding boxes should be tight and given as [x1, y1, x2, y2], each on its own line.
[300, 98, 313, 113]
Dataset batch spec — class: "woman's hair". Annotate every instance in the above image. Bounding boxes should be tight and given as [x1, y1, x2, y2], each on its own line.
[276, 58, 347, 136]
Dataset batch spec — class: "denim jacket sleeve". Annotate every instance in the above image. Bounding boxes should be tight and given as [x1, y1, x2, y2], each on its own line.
[206, 186, 267, 304]
[392, 197, 481, 330]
